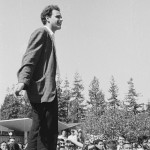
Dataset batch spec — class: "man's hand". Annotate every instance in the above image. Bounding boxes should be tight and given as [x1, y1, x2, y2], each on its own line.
[14, 83, 25, 97]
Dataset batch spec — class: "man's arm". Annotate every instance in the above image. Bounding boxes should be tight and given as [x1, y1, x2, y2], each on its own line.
[14, 28, 46, 97]
[67, 139, 83, 148]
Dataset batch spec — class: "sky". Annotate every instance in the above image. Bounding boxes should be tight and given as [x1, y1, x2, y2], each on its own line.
[1, 0, 150, 105]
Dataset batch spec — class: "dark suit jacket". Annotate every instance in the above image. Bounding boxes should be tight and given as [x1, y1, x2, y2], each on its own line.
[17, 27, 57, 103]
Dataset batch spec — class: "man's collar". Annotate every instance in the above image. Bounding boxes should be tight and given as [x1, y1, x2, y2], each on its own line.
[44, 25, 54, 36]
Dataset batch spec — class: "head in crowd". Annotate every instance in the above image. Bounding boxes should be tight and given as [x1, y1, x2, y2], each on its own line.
[142, 135, 148, 149]
[118, 135, 125, 146]
[9, 142, 20, 150]
[61, 130, 67, 137]
[123, 142, 133, 150]
[132, 142, 138, 150]
[57, 139, 66, 150]
[147, 137, 150, 148]
[65, 139, 73, 149]
[94, 139, 106, 150]
[0, 141, 9, 150]
[78, 130, 85, 143]
[85, 139, 90, 145]
[107, 140, 117, 150]
[138, 136, 143, 147]
[70, 129, 76, 136]
[8, 138, 15, 145]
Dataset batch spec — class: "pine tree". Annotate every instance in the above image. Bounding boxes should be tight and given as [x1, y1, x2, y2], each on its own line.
[88, 76, 105, 117]
[1, 94, 21, 120]
[107, 76, 120, 138]
[56, 74, 68, 122]
[146, 100, 150, 115]
[1, 86, 32, 120]
[62, 77, 71, 123]
[69, 72, 85, 123]
[108, 76, 120, 108]
[125, 78, 142, 115]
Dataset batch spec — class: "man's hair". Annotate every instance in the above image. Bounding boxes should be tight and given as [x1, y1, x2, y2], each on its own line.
[107, 140, 117, 146]
[41, 5, 60, 25]
[9, 137, 15, 141]
[9, 142, 20, 150]
[1, 141, 7, 144]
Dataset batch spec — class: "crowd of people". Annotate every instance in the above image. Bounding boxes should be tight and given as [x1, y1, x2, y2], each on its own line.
[0, 138, 27, 150]
[57, 129, 150, 150]
[1, 129, 150, 150]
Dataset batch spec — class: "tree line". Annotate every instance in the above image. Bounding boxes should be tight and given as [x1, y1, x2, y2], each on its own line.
[1, 72, 150, 140]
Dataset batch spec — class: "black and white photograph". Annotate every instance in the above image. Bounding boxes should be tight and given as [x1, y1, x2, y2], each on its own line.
[1, 0, 150, 150]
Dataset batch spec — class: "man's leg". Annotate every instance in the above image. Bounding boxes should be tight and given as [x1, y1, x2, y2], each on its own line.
[37, 97, 58, 150]
[26, 103, 44, 150]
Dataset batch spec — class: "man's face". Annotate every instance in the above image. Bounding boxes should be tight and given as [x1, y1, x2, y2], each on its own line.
[71, 130, 75, 135]
[59, 140, 65, 150]
[9, 138, 15, 144]
[1, 142, 7, 150]
[47, 10, 63, 32]
[118, 137, 125, 145]
[123, 144, 133, 150]
[107, 142, 117, 150]
[96, 141, 104, 150]
[85, 140, 90, 145]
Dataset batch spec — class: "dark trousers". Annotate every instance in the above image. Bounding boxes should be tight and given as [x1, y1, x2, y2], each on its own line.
[26, 97, 58, 150]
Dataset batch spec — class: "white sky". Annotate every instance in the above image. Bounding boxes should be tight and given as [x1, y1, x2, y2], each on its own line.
[1, 0, 150, 105]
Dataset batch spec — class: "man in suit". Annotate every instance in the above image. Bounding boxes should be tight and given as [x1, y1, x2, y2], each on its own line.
[14, 5, 63, 150]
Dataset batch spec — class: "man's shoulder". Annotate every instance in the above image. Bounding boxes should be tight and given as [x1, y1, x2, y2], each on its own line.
[31, 27, 48, 37]
[34, 27, 47, 32]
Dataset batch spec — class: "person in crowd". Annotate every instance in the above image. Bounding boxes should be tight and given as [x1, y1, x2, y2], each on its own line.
[84, 139, 90, 146]
[58, 130, 68, 141]
[137, 136, 144, 150]
[68, 129, 78, 141]
[58, 139, 65, 150]
[64, 140, 71, 150]
[123, 142, 133, 150]
[90, 135, 94, 145]
[107, 140, 117, 150]
[146, 137, 150, 149]
[8, 138, 15, 145]
[0, 141, 9, 150]
[94, 139, 106, 150]
[9, 142, 20, 150]
[14, 4, 63, 150]
[67, 138, 83, 150]
[132, 142, 138, 150]
[117, 135, 125, 150]
[77, 130, 85, 144]
[142, 136, 148, 150]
